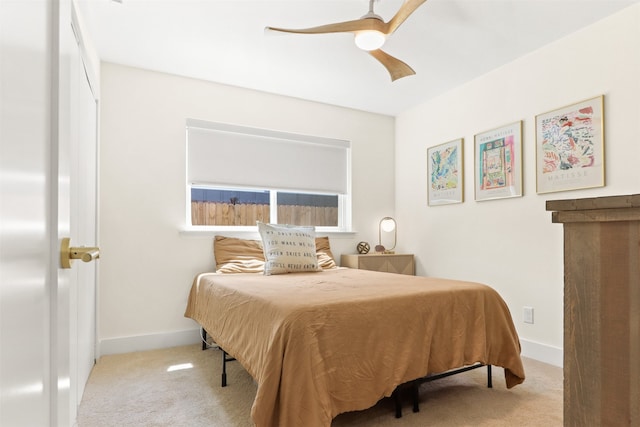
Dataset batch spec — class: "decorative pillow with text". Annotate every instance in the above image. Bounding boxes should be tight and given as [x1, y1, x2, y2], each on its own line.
[257, 222, 319, 275]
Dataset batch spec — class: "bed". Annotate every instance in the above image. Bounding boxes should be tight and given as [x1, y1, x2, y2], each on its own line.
[184, 266, 525, 427]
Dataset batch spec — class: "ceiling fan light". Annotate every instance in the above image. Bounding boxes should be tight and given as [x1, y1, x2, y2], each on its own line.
[354, 30, 385, 51]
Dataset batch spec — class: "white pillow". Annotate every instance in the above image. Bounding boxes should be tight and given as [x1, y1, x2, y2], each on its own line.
[257, 222, 319, 275]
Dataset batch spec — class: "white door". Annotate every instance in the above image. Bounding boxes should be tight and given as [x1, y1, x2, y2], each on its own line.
[1, 2, 61, 425]
[0, 1, 97, 425]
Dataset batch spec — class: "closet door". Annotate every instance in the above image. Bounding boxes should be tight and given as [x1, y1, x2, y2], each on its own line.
[71, 49, 99, 410]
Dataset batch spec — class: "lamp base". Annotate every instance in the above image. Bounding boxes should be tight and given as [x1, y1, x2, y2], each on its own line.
[383, 250, 395, 254]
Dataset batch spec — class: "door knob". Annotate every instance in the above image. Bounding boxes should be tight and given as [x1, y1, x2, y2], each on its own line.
[60, 237, 100, 269]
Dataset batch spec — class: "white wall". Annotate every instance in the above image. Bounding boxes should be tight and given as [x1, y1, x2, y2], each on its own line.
[395, 4, 640, 366]
[99, 4, 640, 364]
[98, 63, 395, 354]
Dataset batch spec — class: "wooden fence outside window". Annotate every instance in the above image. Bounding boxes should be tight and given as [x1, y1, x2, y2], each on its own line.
[191, 202, 338, 226]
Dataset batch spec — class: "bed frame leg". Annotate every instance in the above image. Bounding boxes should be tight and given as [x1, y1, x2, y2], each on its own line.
[393, 389, 402, 418]
[221, 349, 228, 387]
[395, 363, 489, 418]
[202, 329, 208, 351]
[412, 381, 420, 413]
[220, 348, 236, 387]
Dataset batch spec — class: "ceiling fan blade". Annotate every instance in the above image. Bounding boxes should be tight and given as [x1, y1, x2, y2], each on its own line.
[266, 17, 386, 36]
[387, 0, 428, 34]
[368, 49, 415, 81]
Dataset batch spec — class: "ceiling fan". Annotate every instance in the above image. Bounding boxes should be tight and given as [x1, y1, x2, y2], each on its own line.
[265, 0, 427, 82]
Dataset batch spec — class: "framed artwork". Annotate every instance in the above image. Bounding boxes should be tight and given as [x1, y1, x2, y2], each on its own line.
[535, 95, 605, 194]
[427, 138, 464, 206]
[474, 121, 523, 201]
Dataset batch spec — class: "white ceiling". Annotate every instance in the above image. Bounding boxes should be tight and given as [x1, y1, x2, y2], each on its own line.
[77, 0, 638, 116]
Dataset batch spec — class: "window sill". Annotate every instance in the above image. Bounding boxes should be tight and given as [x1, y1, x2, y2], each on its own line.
[179, 226, 356, 239]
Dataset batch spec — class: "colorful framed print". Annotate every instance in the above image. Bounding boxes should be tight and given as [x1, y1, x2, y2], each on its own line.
[474, 121, 523, 201]
[427, 138, 464, 206]
[535, 95, 604, 194]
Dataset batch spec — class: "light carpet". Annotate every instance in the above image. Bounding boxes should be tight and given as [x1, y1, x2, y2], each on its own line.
[77, 344, 562, 426]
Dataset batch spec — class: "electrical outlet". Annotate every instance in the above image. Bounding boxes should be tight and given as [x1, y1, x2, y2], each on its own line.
[523, 306, 534, 324]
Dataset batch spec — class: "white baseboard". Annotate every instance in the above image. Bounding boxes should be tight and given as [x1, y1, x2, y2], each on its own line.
[98, 329, 202, 357]
[520, 338, 563, 367]
[98, 330, 563, 369]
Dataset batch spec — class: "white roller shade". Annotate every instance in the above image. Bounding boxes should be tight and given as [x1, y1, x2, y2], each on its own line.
[187, 119, 350, 194]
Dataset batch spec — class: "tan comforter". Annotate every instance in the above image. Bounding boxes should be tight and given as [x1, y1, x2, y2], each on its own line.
[184, 268, 525, 427]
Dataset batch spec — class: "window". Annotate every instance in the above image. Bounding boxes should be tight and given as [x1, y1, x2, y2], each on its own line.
[190, 188, 339, 227]
[186, 119, 351, 231]
[277, 192, 338, 227]
[190, 188, 271, 226]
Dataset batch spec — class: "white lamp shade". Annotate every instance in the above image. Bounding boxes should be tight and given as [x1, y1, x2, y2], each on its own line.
[354, 30, 386, 51]
[380, 218, 396, 232]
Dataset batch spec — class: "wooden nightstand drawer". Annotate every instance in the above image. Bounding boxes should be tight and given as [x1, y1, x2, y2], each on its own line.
[340, 254, 414, 275]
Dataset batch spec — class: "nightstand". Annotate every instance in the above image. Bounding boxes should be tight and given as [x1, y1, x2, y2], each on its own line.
[340, 253, 415, 275]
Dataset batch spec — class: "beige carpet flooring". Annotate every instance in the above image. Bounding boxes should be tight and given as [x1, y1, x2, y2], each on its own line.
[77, 344, 562, 426]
